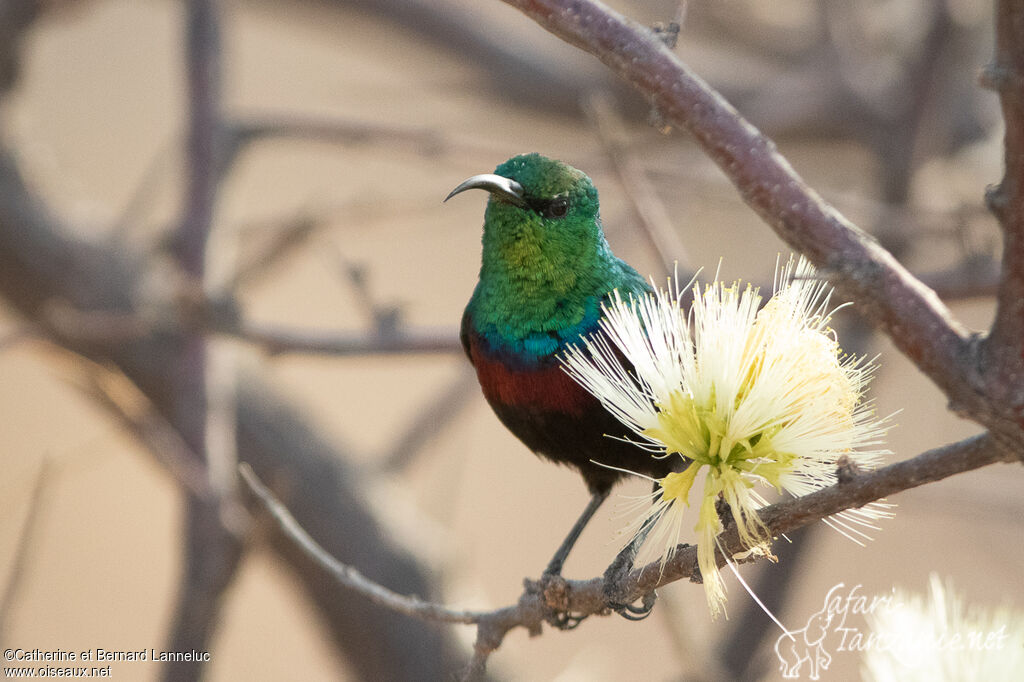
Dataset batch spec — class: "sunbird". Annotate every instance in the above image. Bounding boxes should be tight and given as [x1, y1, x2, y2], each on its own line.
[446, 153, 675, 617]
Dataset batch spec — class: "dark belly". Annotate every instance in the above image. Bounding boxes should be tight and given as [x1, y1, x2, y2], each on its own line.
[469, 341, 675, 493]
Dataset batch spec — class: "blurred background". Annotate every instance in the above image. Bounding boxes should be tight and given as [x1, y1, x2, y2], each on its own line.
[0, 0, 1021, 679]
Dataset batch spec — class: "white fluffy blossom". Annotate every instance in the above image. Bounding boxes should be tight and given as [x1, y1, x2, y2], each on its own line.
[864, 574, 1024, 681]
[562, 257, 892, 615]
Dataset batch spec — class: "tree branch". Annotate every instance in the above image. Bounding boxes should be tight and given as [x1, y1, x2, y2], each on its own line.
[0, 459, 52, 649]
[496, 0, 1024, 446]
[163, 3, 246, 679]
[0, 15, 466, 680]
[984, 0, 1024, 414]
[230, 320, 463, 356]
[240, 464, 485, 624]
[583, 90, 692, 277]
[242, 429, 1012, 678]
[499, 0, 968, 368]
[65, 354, 214, 499]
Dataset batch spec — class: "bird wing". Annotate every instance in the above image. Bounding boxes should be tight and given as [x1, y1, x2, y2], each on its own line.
[459, 306, 474, 364]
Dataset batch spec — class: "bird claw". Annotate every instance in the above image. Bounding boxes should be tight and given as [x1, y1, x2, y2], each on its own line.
[602, 558, 658, 622]
[608, 591, 658, 621]
[549, 610, 587, 630]
[539, 572, 590, 630]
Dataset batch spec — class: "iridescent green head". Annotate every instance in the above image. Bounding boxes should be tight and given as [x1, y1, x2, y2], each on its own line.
[447, 153, 647, 347]
[446, 153, 608, 298]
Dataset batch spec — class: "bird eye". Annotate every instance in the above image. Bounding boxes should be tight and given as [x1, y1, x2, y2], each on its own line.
[543, 197, 569, 219]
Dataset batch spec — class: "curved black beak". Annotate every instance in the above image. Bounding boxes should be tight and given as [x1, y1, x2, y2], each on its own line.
[444, 173, 527, 207]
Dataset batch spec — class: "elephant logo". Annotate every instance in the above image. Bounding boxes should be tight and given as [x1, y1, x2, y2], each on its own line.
[774, 592, 837, 679]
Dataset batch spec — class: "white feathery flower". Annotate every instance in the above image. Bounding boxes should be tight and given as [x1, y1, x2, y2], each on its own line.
[561, 257, 892, 616]
[863, 574, 1024, 681]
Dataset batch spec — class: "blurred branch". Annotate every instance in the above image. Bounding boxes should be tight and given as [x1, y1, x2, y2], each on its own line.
[65, 353, 214, 499]
[44, 300, 152, 344]
[163, 1, 246, 679]
[0, 324, 34, 352]
[377, 367, 479, 473]
[0, 142, 468, 676]
[682, 1, 825, 67]
[0, 459, 52, 648]
[717, 527, 814, 682]
[38, 292, 464, 358]
[230, 213, 324, 288]
[228, 114, 449, 157]
[316, 0, 642, 118]
[112, 135, 178, 239]
[583, 90, 693, 277]
[240, 464, 483, 624]
[919, 256, 1001, 300]
[870, 0, 953, 207]
[0, 5, 468, 679]
[238, 378, 467, 679]
[0, 0, 38, 93]
[231, 320, 462, 356]
[692, 0, 991, 158]
[177, 0, 223, 280]
[330, 253, 403, 334]
[984, 0, 1024, 408]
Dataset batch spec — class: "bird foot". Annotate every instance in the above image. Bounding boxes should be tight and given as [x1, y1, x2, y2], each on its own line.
[607, 591, 658, 621]
[602, 554, 658, 621]
[537, 572, 588, 630]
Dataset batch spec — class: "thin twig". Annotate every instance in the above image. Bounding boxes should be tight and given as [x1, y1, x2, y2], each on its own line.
[230, 213, 324, 288]
[378, 368, 479, 473]
[43, 300, 151, 344]
[583, 90, 692, 275]
[35, 296, 465, 358]
[0, 460, 52, 646]
[229, 114, 447, 156]
[232, 320, 462, 356]
[111, 135, 179, 240]
[239, 464, 486, 624]
[919, 257, 1002, 300]
[67, 358, 213, 499]
[222, 113, 511, 173]
[330, 250, 403, 334]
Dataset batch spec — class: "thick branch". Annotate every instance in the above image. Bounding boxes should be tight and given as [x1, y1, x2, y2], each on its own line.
[178, 0, 222, 278]
[985, 0, 1024, 407]
[163, 3, 244, 679]
[0, 140, 465, 682]
[499, 0, 978, 421]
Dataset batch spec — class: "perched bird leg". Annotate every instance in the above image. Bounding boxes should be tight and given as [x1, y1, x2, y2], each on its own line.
[540, 489, 609, 631]
[543, 489, 609, 577]
[602, 483, 665, 620]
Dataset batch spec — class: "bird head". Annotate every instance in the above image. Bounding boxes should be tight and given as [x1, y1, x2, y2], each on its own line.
[445, 153, 606, 290]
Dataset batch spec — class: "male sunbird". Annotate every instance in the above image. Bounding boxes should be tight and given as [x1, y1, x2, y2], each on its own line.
[446, 154, 675, 616]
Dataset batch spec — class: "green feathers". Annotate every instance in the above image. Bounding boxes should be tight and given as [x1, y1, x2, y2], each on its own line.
[469, 153, 649, 349]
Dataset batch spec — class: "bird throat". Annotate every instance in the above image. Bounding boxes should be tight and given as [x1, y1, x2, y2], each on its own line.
[472, 239, 618, 363]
